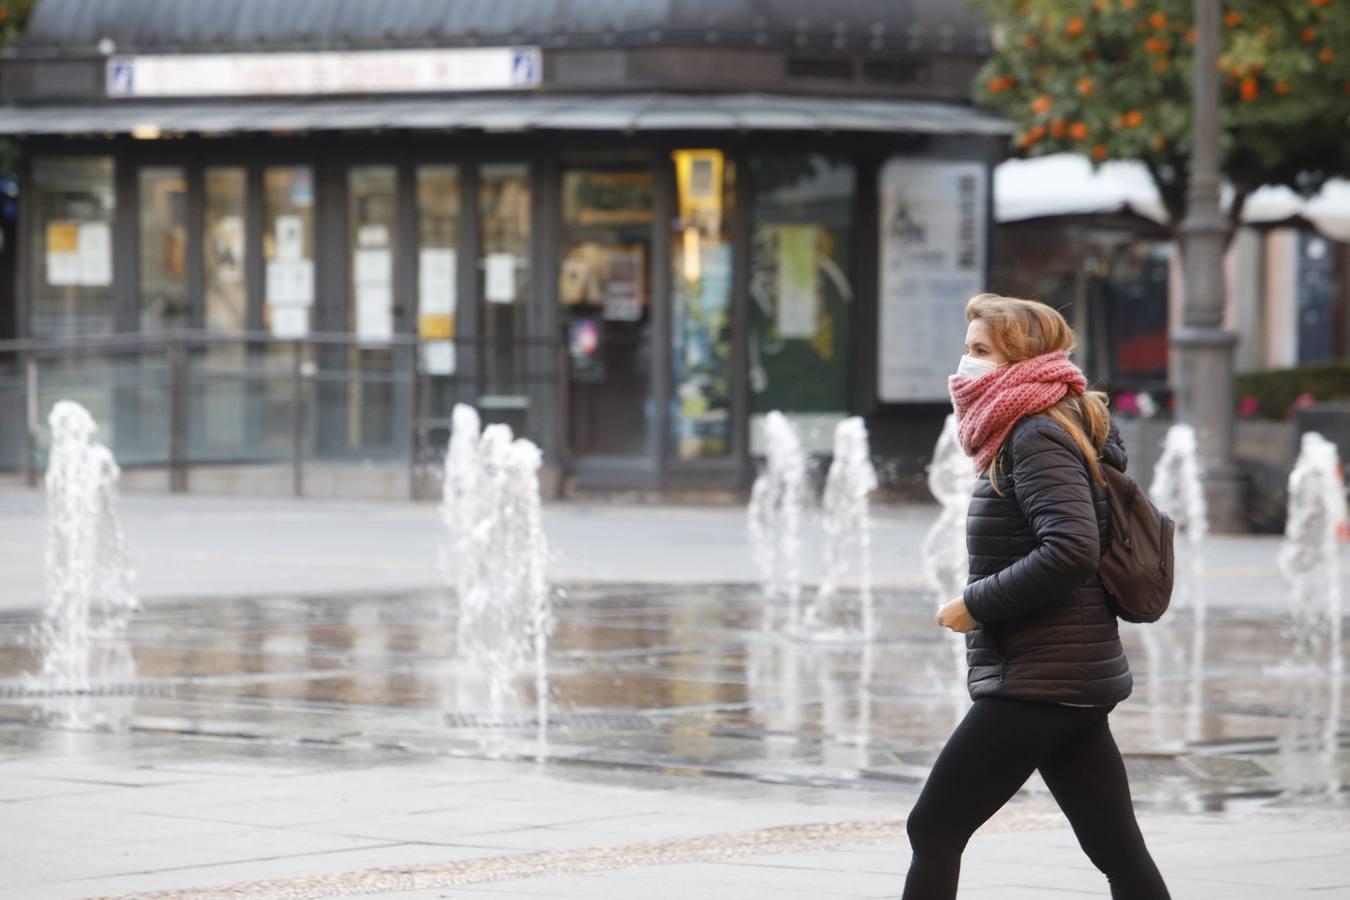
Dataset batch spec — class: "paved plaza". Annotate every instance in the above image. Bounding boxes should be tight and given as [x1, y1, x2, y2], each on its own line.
[0, 489, 1347, 898]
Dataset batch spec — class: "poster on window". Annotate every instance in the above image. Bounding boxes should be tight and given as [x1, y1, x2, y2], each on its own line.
[270, 305, 309, 339]
[485, 252, 517, 304]
[603, 247, 643, 322]
[266, 259, 314, 306]
[45, 222, 80, 286]
[76, 223, 112, 286]
[775, 225, 819, 339]
[45, 221, 112, 287]
[876, 158, 987, 403]
[275, 215, 305, 261]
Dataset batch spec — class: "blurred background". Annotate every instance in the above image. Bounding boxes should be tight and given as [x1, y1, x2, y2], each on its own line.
[0, 0, 1345, 531]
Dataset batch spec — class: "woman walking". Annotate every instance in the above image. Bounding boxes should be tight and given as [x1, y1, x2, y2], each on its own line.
[902, 294, 1171, 899]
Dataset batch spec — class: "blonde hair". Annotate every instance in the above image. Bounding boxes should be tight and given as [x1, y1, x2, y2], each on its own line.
[965, 292, 1111, 492]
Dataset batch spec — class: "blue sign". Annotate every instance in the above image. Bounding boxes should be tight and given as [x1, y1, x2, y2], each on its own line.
[108, 59, 135, 97]
[511, 49, 540, 88]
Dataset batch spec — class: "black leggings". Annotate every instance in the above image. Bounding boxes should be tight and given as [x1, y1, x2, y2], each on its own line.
[902, 697, 1170, 900]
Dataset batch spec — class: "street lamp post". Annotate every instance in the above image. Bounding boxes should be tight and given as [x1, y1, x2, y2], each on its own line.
[1174, 0, 1244, 531]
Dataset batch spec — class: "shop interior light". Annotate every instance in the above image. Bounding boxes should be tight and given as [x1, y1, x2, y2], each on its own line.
[682, 226, 701, 283]
[130, 123, 162, 140]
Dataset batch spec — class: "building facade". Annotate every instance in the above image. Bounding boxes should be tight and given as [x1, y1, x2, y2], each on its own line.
[0, 0, 1008, 495]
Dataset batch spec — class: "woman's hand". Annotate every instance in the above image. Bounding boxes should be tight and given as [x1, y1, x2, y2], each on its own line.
[937, 596, 978, 633]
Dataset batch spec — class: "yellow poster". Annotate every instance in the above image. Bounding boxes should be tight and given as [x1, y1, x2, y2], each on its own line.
[47, 222, 78, 253]
[419, 313, 454, 341]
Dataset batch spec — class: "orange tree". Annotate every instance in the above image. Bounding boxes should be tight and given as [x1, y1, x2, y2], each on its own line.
[974, 0, 1350, 239]
[0, 1, 35, 177]
[0, 0, 31, 44]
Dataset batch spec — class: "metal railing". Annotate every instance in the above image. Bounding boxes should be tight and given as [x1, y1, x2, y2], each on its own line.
[0, 330, 561, 498]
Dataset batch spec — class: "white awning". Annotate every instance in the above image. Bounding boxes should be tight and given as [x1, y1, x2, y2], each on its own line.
[995, 155, 1168, 225]
[996, 153, 1350, 241]
[0, 92, 1013, 137]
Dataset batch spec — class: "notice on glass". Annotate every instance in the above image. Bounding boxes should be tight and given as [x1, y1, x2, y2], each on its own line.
[275, 215, 305, 261]
[46, 221, 80, 286]
[271, 305, 309, 339]
[485, 252, 517, 304]
[212, 215, 245, 284]
[776, 225, 818, 339]
[46, 221, 113, 287]
[603, 248, 642, 322]
[420, 340, 456, 376]
[357, 224, 388, 249]
[876, 158, 988, 402]
[355, 249, 392, 287]
[418, 248, 456, 315]
[266, 259, 314, 306]
[418, 249, 454, 340]
[77, 223, 113, 286]
[357, 293, 393, 346]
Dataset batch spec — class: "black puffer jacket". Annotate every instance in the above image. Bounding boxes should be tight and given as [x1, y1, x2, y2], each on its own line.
[962, 414, 1132, 706]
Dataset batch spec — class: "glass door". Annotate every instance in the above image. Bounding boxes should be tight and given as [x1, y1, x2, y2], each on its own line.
[559, 158, 654, 458]
[346, 165, 400, 457]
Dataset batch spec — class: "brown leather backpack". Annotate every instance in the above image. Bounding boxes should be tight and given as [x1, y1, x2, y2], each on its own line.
[1098, 463, 1175, 623]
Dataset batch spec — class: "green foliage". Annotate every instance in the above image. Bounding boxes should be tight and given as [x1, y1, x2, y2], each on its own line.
[1235, 359, 1350, 419]
[974, 0, 1350, 232]
[0, 1, 35, 179]
[0, 0, 32, 45]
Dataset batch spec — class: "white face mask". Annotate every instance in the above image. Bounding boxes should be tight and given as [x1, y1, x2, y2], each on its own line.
[956, 354, 1000, 380]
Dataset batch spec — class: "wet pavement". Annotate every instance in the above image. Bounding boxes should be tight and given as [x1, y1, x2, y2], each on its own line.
[0, 492, 1347, 897]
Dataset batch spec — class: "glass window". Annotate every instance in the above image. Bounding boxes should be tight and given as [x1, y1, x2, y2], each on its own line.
[478, 164, 530, 400]
[204, 167, 247, 333]
[263, 166, 315, 338]
[29, 157, 115, 337]
[138, 167, 188, 331]
[749, 155, 855, 455]
[670, 150, 734, 460]
[416, 165, 460, 410]
[559, 159, 653, 457]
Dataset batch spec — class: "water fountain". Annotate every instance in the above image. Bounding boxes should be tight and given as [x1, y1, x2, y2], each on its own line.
[440, 403, 483, 603]
[1276, 432, 1345, 767]
[920, 413, 976, 702]
[748, 411, 807, 632]
[34, 401, 138, 697]
[810, 417, 878, 639]
[440, 405, 553, 747]
[1147, 423, 1209, 746]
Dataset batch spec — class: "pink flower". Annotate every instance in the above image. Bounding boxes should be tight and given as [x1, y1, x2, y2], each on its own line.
[1294, 392, 1316, 409]
[1238, 396, 1260, 417]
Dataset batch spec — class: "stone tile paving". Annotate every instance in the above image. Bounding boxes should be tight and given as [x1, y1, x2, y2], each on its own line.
[0, 492, 1345, 897]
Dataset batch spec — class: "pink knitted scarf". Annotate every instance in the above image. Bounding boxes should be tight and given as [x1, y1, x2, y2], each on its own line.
[948, 350, 1087, 472]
